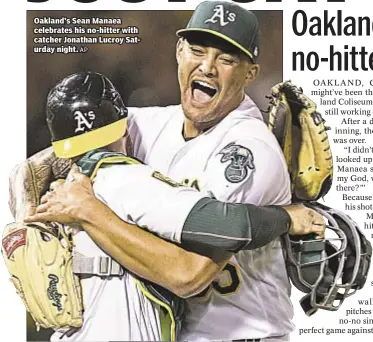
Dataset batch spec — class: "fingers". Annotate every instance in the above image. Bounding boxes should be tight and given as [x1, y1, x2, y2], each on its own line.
[286, 204, 326, 237]
[24, 213, 53, 223]
[70, 164, 83, 178]
[24, 202, 60, 223]
[49, 180, 64, 191]
[24, 210, 49, 222]
[71, 164, 80, 172]
[66, 166, 77, 183]
[35, 203, 50, 214]
[40, 192, 49, 204]
[310, 212, 326, 238]
[42, 180, 69, 204]
[310, 226, 325, 238]
[66, 164, 90, 184]
[40, 191, 54, 204]
[308, 210, 324, 225]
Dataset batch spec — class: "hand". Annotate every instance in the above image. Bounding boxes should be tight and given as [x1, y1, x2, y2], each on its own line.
[283, 203, 325, 237]
[24, 164, 96, 224]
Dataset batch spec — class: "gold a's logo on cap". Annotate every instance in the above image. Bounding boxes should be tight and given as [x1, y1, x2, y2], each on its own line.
[204, 5, 236, 27]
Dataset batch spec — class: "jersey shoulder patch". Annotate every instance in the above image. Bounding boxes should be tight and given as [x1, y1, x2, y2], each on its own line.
[218, 142, 255, 183]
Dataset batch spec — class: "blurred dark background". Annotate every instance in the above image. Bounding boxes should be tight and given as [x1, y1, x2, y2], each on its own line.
[27, 9, 283, 340]
[27, 10, 283, 157]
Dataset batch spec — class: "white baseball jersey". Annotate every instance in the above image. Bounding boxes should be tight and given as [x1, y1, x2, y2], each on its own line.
[127, 95, 294, 341]
[51, 163, 205, 341]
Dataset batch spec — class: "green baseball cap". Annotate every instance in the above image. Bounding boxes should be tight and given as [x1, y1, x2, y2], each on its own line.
[176, 1, 260, 63]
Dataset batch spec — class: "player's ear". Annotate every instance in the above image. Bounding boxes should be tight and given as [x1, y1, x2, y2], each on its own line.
[176, 38, 184, 64]
[245, 63, 260, 87]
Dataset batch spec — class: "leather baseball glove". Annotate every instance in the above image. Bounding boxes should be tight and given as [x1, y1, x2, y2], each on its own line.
[1, 221, 84, 330]
[263, 80, 333, 201]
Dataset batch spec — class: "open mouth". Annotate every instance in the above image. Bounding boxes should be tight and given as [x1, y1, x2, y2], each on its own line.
[191, 80, 217, 103]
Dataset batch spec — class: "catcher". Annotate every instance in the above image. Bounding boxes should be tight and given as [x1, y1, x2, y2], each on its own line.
[3, 71, 326, 341]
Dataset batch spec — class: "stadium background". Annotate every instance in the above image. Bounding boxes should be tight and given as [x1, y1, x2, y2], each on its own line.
[27, 10, 283, 340]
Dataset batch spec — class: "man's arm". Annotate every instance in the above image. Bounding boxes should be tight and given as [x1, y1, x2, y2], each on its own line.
[77, 156, 325, 252]
[24, 163, 324, 297]
[28, 160, 324, 252]
[77, 201, 231, 299]
[182, 199, 324, 252]
[26, 166, 231, 298]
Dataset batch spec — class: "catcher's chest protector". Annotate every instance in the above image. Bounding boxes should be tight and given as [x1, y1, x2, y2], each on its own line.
[77, 148, 185, 341]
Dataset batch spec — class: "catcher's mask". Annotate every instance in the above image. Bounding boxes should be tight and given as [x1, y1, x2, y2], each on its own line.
[46, 71, 128, 159]
[283, 202, 371, 316]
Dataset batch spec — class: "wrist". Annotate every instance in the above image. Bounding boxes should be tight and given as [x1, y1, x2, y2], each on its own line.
[266, 205, 292, 234]
[74, 195, 104, 224]
[281, 205, 294, 233]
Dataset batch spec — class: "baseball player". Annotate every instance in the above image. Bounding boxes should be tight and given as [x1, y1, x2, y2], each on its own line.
[21, 69, 324, 342]
[25, 2, 295, 341]
[41, 72, 178, 342]
[35, 71, 221, 341]
[106, 3, 297, 341]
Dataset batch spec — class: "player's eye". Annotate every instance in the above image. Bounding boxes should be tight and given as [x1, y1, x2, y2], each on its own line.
[190, 46, 205, 56]
[219, 56, 236, 65]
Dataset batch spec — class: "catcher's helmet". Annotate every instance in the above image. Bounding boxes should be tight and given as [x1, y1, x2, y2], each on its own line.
[283, 202, 371, 316]
[46, 71, 128, 158]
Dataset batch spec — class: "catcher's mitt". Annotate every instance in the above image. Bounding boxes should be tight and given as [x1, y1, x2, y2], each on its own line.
[1, 222, 83, 330]
[9, 146, 72, 221]
[263, 81, 333, 201]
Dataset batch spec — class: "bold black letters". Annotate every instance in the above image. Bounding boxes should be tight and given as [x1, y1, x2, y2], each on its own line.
[293, 10, 307, 36]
